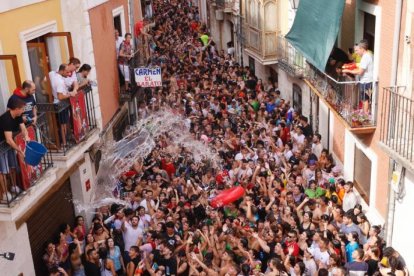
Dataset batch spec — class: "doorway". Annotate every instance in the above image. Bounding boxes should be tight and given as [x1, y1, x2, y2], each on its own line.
[363, 12, 375, 52]
[292, 83, 302, 113]
[114, 15, 122, 36]
[27, 179, 75, 276]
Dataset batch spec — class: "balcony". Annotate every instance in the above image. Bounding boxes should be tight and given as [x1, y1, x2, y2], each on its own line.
[243, 1, 278, 64]
[277, 36, 306, 78]
[213, 0, 225, 8]
[224, 0, 239, 14]
[36, 85, 99, 166]
[0, 114, 53, 207]
[244, 28, 279, 64]
[277, 36, 378, 134]
[379, 87, 414, 169]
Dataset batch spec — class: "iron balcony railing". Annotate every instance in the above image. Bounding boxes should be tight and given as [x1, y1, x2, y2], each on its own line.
[277, 35, 307, 78]
[0, 113, 53, 207]
[380, 87, 414, 163]
[224, 0, 239, 13]
[277, 35, 378, 129]
[36, 85, 97, 155]
[214, 0, 225, 8]
[306, 65, 379, 128]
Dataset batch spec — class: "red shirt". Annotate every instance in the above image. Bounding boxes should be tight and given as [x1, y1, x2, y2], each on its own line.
[190, 21, 198, 31]
[161, 159, 176, 178]
[284, 241, 300, 257]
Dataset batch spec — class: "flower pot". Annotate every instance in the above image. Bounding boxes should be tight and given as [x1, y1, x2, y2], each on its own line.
[351, 120, 362, 128]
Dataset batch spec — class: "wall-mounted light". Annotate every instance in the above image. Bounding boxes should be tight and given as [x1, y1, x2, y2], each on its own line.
[289, 0, 300, 10]
[0, 252, 15, 261]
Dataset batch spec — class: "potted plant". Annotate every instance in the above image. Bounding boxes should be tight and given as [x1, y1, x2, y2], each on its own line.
[350, 109, 372, 127]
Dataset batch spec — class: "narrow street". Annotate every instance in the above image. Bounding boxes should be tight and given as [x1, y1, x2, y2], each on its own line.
[0, 0, 412, 275]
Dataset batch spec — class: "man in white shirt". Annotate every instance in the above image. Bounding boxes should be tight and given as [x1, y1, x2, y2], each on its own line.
[122, 216, 143, 261]
[313, 237, 330, 268]
[65, 57, 81, 89]
[342, 181, 359, 212]
[115, 29, 124, 58]
[342, 40, 373, 112]
[139, 189, 156, 213]
[49, 64, 77, 146]
[312, 133, 323, 159]
[137, 206, 151, 233]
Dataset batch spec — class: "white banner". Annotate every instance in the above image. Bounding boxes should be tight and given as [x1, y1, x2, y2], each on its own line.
[134, 67, 162, 87]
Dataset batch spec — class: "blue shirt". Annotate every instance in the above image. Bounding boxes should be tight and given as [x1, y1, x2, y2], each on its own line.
[345, 242, 359, 262]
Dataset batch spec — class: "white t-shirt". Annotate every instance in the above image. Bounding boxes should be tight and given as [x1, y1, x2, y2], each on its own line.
[116, 36, 124, 57]
[359, 51, 373, 83]
[138, 214, 151, 232]
[64, 71, 77, 89]
[49, 71, 68, 104]
[313, 248, 330, 267]
[139, 199, 155, 213]
[312, 142, 323, 159]
[123, 221, 143, 251]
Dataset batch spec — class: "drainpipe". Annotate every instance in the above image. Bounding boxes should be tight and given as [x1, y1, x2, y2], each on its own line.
[386, 0, 403, 246]
[238, 0, 243, 66]
[390, 0, 403, 86]
[129, 0, 135, 37]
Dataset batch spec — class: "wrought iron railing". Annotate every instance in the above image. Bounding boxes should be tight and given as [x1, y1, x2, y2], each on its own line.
[306, 65, 378, 128]
[277, 35, 307, 78]
[380, 87, 414, 163]
[277, 36, 378, 129]
[0, 114, 53, 207]
[36, 86, 97, 155]
[214, 0, 225, 8]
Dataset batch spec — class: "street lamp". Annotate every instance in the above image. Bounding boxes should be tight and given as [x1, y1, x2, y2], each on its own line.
[289, 0, 300, 10]
[0, 252, 15, 261]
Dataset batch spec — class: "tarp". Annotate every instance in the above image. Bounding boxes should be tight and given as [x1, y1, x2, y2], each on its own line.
[285, 0, 346, 72]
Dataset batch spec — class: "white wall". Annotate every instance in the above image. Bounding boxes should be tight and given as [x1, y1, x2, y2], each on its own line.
[318, 99, 330, 150]
[343, 129, 383, 225]
[222, 19, 233, 52]
[70, 153, 97, 228]
[392, 169, 414, 274]
[60, 0, 103, 130]
[209, 8, 222, 50]
[0, 222, 35, 275]
[277, 69, 310, 116]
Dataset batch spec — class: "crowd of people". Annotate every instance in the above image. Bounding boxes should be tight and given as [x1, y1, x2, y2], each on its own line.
[42, 0, 408, 276]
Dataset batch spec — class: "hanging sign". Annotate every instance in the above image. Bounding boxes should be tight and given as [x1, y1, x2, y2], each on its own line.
[134, 67, 162, 87]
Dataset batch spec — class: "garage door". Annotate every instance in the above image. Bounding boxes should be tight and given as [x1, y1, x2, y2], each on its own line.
[27, 179, 75, 276]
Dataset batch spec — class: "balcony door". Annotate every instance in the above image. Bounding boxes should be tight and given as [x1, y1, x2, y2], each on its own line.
[26, 32, 74, 149]
[292, 83, 302, 113]
[27, 43, 53, 104]
[27, 32, 74, 104]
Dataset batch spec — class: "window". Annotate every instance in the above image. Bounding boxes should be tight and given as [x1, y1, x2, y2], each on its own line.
[292, 83, 302, 112]
[249, 0, 259, 28]
[354, 146, 371, 203]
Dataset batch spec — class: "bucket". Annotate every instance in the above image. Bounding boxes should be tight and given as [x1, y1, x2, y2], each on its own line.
[24, 141, 47, 166]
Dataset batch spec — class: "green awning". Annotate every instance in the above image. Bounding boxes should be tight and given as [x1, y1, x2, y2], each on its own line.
[285, 0, 345, 72]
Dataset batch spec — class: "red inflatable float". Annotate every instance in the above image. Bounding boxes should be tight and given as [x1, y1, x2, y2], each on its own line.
[210, 186, 245, 208]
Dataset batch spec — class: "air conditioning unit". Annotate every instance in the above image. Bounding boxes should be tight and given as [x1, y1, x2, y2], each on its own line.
[216, 9, 224, 21]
